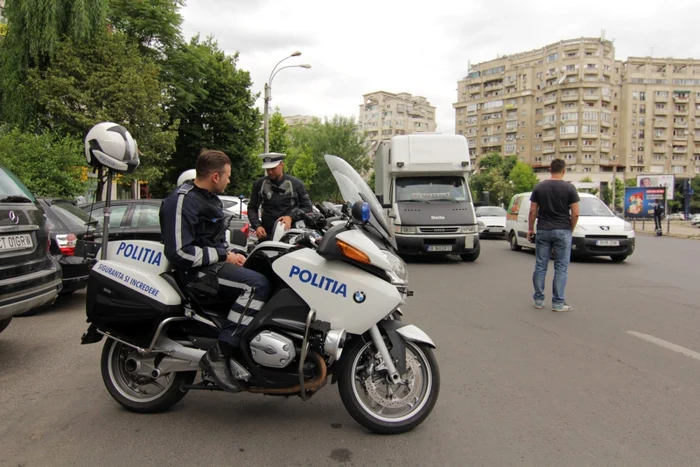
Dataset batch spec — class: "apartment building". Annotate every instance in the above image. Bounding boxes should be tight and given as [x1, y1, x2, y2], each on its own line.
[359, 91, 437, 150]
[0, 0, 6, 24]
[283, 115, 320, 128]
[620, 57, 700, 178]
[454, 38, 622, 182]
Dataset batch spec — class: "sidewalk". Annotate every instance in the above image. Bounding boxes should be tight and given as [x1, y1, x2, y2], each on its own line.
[633, 220, 700, 239]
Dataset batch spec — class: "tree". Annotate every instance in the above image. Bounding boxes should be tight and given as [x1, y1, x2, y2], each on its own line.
[287, 116, 370, 201]
[0, 127, 87, 198]
[508, 161, 538, 194]
[153, 35, 260, 197]
[26, 32, 178, 183]
[579, 176, 599, 196]
[691, 176, 700, 212]
[601, 177, 624, 208]
[107, 0, 184, 58]
[0, 0, 108, 126]
[268, 110, 289, 154]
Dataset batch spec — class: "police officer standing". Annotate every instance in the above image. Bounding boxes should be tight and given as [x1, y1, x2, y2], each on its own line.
[160, 149, 270, 393]
[248, 153, 313, 240]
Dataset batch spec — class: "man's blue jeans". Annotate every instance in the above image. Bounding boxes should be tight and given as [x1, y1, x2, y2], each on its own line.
[532, 229, 572, 307]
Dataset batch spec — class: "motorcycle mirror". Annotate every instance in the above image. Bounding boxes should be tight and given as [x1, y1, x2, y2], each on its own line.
[351, 201, 371, 224]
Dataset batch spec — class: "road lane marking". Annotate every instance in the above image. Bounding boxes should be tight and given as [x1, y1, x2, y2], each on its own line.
[627, 331, 700, 361]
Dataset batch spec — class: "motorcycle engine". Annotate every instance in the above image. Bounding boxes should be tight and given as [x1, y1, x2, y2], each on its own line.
[249, 330, 296, 368]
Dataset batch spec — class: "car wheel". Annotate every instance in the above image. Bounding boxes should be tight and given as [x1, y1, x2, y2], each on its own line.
[509, 232, 522, 251]
[0, 317, 12, 334]
[610, 255, 628, 263]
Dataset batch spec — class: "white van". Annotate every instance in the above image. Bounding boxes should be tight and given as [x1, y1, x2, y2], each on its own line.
[505, 192, 636, 262]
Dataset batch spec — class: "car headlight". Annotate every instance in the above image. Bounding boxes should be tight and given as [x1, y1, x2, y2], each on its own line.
[394, 225, 417, 234]
[382, 250, 408, 285]
[461, 225, 478, 234]
[624, 221, 633, 231]
[477, 220, 485, 227]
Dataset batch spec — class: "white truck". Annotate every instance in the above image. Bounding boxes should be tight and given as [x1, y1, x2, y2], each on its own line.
[374, 134, 480, 261]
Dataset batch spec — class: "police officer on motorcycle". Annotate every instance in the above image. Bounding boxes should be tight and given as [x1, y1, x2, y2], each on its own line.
[248, 153, 313, 240]
[160, 150, 270, 393]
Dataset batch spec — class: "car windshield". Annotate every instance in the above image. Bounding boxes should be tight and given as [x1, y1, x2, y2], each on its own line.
[477, 207, 507, 217]
[324, 155, 395, 249]
[0, 165, 35, 203]
[395, 176, 470, 203]
[579, 197, 614, 217]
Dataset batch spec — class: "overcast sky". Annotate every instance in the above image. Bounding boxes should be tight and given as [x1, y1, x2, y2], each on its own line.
[180, 0, 700, 134]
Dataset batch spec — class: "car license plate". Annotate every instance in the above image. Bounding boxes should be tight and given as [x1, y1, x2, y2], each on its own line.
[427, 245, 453, 252]
[0, 233, 33, 252]
[596, 239, 620, 247]
[490, 228, 503, 233]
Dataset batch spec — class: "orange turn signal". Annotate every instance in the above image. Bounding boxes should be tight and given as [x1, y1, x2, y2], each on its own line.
[336, 240, 370, 264]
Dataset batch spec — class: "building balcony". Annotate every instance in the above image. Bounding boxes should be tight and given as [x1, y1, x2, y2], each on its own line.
[561, 93, 579, 102]
[601, 120, 611, 127]
[504, 103, 517, 109]
[543, 122, 556, 129]
[654, 107, 668, 115]
[542, 134, 556, 142]
[583, 93, 599, 101]
[602, 68, 611, 76]
[544, 97, 557, 105]
[581, 158, 597, 164]
[560, 133, 578, 140]
[673, 147, 687, 155]
[674, 121, 688, 128]
[560, 144, 578, 152]
[655, 95, 668, 102]
[505, 126, 518, 133]
[674, 109, 689, 115]
[653, 133, 667, 140]
[673, 134, 688, 141]
[694, 146, 700, 154]
[543, 147, 555, 154]
[581, 132, 599, 139]
[653, 121, 668, 128]
[601, 94, 612, 103]
[580, 145, 598, 152]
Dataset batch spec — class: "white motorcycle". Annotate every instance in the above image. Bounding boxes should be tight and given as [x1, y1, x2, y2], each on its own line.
[81, 155, 440, 434]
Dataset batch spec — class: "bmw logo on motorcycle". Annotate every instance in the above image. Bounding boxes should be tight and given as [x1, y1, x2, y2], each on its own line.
[353, 290, 366, 304]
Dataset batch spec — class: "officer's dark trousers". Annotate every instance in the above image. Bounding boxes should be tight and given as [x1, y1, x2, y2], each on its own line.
[200, 263, 270, 348]
[654, 215, 662, 230]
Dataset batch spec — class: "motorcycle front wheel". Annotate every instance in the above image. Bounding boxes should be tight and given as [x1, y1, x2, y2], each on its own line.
[338, 337, 440, 434]
[100, 339, 196, 413]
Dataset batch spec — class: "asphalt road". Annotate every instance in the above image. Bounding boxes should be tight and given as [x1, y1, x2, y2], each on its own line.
[2, 234, 700, 466]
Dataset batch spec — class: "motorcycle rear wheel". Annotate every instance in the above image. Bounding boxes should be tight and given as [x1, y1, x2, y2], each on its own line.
[338, 337, 440, 434]
[101, 339, 196, 413]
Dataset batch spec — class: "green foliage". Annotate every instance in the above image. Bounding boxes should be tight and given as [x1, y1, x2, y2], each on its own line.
[268, 110, 289, 154]
[625, 178, 638, 187]
[0, 127, 87, 198]
[601, 177, 625, 208]
[153, 35, 260, 197]
[509, 161, 538, 194]
[107, 0, 183, 57]
[286, 116, 370, 201]
[0, 0, 108, 126]
[471, 152, 537, 205]
[26, 32, 178, 182]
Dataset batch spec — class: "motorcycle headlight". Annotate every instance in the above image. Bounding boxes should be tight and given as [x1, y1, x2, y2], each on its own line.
[624, 221, 633, 231]
[382, 250, 408, 285]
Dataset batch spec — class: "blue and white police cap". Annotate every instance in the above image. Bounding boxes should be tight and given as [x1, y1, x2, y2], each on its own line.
[260, 152, 285, 169]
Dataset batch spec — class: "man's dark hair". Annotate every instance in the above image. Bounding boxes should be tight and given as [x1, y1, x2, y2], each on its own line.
[196, 149, 231, 178]
[550, 159, 566, 174]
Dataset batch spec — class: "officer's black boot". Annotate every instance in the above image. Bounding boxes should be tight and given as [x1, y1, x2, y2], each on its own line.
[199, 342, 243, 393]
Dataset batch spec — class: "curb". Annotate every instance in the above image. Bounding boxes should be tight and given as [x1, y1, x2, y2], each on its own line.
[634, 230, 700, 240]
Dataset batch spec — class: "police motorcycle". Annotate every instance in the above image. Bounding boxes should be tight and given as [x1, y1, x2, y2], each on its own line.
[80, 126, 440, 434]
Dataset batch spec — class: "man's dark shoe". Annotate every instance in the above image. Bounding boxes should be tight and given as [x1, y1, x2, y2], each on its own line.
[200, 345, 243, 393]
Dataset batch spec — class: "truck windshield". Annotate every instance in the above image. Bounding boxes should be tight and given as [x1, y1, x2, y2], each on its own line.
[396, 176, 470, 203]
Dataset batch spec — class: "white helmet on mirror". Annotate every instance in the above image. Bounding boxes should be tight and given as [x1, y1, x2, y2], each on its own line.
[84, 122, 139, 173]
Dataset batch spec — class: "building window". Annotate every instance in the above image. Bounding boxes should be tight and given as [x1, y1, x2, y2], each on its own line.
[560, 125, 578, 134]
[583, 111, 598, 121]
[583, 125, 599, 133]
[547, 53, 559, 62]
[561, 112, 578, 122]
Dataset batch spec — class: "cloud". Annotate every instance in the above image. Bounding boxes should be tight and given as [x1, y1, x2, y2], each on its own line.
[180, 0, 700, 135]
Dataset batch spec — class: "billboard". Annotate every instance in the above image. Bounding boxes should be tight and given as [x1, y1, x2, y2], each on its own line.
[636, 174, 675, 201]
[624, 187, 666, 218]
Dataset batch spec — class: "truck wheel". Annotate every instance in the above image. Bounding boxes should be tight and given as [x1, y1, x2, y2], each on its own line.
[509, 232, 521, 251]
[460, 242, 480, 262]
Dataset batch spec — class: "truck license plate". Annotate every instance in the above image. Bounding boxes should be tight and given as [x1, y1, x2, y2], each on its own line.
[596, 239, 620, 247]
[427, 245, 453, 252]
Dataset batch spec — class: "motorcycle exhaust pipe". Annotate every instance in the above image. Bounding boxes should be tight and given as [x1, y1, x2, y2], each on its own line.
[248, 351, 327, 395]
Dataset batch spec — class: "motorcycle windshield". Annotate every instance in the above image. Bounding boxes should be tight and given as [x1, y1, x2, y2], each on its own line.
[324, 155, 396, 249]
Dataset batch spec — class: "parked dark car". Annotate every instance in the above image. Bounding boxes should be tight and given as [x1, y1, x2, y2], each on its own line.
[79, 199, 251, 250]
[38, 198, 98, 295]
[0, 165, 63, 330]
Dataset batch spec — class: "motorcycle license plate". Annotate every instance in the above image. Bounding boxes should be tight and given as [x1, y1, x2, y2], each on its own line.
[0, 233, 33, 252]
[427, 245, 453, 252]
[596, 239, 620, 246]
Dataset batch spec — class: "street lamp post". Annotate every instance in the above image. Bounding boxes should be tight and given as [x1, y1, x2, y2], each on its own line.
[263, 51, 311, 153]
